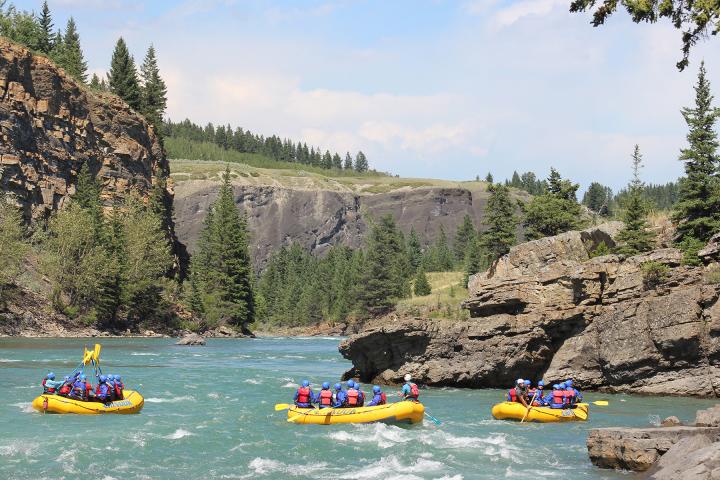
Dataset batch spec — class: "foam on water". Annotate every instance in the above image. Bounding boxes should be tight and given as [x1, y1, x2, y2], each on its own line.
[247, 458, 328, 476]
[243, 379, 261, 384]
[10, 402, 35, 413]
[130, 352, 159, 356]
[329, 423, 411, 449]
[0, 358, 21, 362]
[145, 395, 195, 404]
[163, 429, 193, 440]
[0, 441, 38, 457]
[340, 455, 445, 479]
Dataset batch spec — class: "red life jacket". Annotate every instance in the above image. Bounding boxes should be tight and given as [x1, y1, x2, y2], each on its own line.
[59, 384, 71, 395]
[319, 389, 333, 406]
[379, 392, 387, 405]
[563, 390, 575, 404]
[409, 383, 419, 399]
[346, 388, 359, 406]
[527, 387, 536, 399]
[42, 378, 57, 393]
[296, 387, 311, 404]
[508, 388, 518, 402]
[552, 390, 565, 406]
[114, 383, 123, 399]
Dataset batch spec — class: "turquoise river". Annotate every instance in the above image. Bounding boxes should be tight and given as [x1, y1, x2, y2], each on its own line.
[0, 337, 716, 479]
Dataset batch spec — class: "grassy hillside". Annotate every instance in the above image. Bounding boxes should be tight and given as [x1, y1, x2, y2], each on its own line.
[396, 271, 470, 321]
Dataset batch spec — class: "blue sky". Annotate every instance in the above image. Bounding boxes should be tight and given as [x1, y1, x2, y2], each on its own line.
[12, 0, 720, 191]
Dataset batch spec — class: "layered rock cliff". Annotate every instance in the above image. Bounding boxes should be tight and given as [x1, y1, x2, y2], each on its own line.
[173, 174, 508, 267]
[0, 38, 172, 224]
[339, 225, 720, 397]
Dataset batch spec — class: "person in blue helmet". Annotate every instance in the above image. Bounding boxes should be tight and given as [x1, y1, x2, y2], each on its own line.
[95, 375, 112, 403]
[345, 380, 360, 407]
[367, 385, 387, 406]
[549, 383, 566, 409]
[316, 382, 334, 409]
[566, 379, 582, 404]
[72, 374, 91, 401]
[534, 380, 547, 406]
[105, 374, 116, 401]
[42, 372, 63, 394]
[355, 382, 365, 407]
[333, 383, 346, 407]
[294, 380, 313, 408]
[113, 375, 125, 400]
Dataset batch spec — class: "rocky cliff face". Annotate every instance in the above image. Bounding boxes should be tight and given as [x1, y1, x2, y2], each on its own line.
[339, 225, 720, 397]
[0, 38, 171, 223]
[174, 179, 497, 267]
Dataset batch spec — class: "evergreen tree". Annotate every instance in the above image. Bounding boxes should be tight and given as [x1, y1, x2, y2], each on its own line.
[413, 266, 432, 296]
[523, 169, 584, 239]
[463, 237, 485, 288]
[672, 61, 720, 263]
[49, 30, 63, 62]
[108, 37, 142, 111]
[140, 44, 168, 130]
[485, 172, 493, 183]
[481, 183, 517, 261]
[433, 225, 455, 271]
[0, 185, 29, 304]
[89, 73, 103, 90]
[59, 18, 86, 83]
[407, 227, 423, 270]
[510, 171, 522, 187]
[358, 215, 408, 313]
[355, 151, 369, 172]
[344, 152, 353, 170]
[192, 167, 254, 326]
[74, 162, 105, 243]
[583, 182, 613, 215]
[615, 145, 657, 255]
[37, 1, 53, 54]
[453, 214, 476, 263]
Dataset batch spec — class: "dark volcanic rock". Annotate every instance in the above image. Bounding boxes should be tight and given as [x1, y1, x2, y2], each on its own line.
[340, 224, 720, 396]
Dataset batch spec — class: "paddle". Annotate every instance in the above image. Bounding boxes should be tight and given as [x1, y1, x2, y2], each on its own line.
[573, 406, 589, 421]
[591, 400, 609, 406]
[424, 411, 441, 425]
[521, 391, 538, 423]
[274, 403, 291, 411]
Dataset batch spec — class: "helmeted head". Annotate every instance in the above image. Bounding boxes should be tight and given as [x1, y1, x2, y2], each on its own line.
[322, 382, 330, 390]
[301, 380, 310, 388]
[538, 380, 545, 388]
[99, 375, 107, 383]
[516, 378, 524, 386]
[566, 379, 573, 387]
[355, 383, 361, 391]
[47, 372, 55, 380]
[334, 383, 342, 391]
[404, 374, 412, 382]
[553, 384, 560, 390]
[559, 382, 567, 389]
[64, 376, 70, 382]
[373, 385, 381, 394]
[79, 374, 87, 381]
[347, 380, 355, 389]
[524, 380, 531, 387]
[115, 375, 121, 382]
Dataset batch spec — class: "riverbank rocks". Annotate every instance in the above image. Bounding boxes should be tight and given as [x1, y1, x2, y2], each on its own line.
[661, 416, 682, 427]
[176, 333, 206, 346]
[695, 405, 720, 427]
[340, 223, 720, 396]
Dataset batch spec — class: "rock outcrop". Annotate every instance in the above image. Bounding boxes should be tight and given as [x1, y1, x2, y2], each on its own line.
[173, 179, 513, 267]
[176, 333, 206, 346]
[0, 38, 172, 225]
[340, 223, 720, 396]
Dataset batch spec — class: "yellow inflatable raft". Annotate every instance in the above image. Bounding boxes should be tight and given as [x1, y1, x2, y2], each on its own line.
[287, 401, 425, 425]
[32, 390, 144, 415]
[491, 401, 588, 422]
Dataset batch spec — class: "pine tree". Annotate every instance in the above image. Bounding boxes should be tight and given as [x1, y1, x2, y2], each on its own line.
[108, 37, 142, 111]
[49, 30, 63, 63]
[74, 162, 105, 243]
[37, 1, 53, 54]
[89, 73, 102, 90]
[672, 61, 720, 263]
[583, 182, 612, 215]
[58, 18, 87, 83]
[453, 214, 476, 264]
[354, 151, 369, 172]
[140, 44, 168, 130]
[344, 152, 353, 170]
[463, 237, 485, 288]
[485, 172, 493, 183]
[407, 227, 423, 270]
[523, 169, 584, 239]
[433, 226, 455, 271]
[358, 215, 408, 313]
[413, 266, 432, 296]
[481, 183, 517, 261]
[192, 167, 254, 326]
[0, 186, 29, 305]
[615, 145, 656, 255]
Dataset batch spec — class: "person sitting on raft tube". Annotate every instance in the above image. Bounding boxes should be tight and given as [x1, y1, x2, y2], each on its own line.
[333, 383, 346, 407]
[549, 383, 569, 409]
[367, 385, 387, 406]
[507, 378, 528, 407]
[345, 380, 360, 407]
[71, 374, 92, 401]
[113, 375, 125, 400]
[400, 374, 420, 401]
[316, 382, 334, 409]
[42, 372, 64, 394]
[95, 375, 112, 403]
[57, 376, 73, 396]
[355, 382, 365, 407]
[566, 379, 582, 403]
[294, 380, 314, 408]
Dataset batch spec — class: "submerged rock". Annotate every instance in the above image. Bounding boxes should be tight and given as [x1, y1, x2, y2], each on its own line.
[340, 223, 720, 396]
[661, 416, 682, 427]
[176, 333, 206, 346]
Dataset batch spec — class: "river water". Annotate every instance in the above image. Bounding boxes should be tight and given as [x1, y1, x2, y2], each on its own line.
[0, 337, 716, 479]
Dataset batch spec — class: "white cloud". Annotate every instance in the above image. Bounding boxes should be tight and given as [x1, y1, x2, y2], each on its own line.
[491, 0, 567, 28]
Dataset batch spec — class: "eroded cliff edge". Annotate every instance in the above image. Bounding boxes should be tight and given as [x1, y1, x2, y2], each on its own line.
[340, 224, 720, 397]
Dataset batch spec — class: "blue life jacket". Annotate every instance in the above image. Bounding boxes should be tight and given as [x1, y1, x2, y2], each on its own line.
[334, 391, 347, 407]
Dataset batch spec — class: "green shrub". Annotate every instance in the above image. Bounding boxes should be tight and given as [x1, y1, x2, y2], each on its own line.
[589, 241, 611, 258]
[641, 261, 669, 289]
[703, 266, 720, 284]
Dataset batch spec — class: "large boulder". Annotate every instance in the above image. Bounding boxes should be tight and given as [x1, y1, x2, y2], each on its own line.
[647, 435, 720, 479]
[176, 333, 206, 346]
[696, 405, 720, 427]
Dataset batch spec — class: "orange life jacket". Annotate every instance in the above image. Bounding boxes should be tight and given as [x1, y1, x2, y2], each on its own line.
[319, 389, 333, 406]
[296, 387, 311, 404]
[346, 388, 359, 406]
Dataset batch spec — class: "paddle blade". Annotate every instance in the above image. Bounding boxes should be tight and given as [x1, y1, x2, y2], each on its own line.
[275, 403, 290, 411]
[574, 407, 589, 421]
[592, 400, 608, 406]
[93, 344, 102, 365]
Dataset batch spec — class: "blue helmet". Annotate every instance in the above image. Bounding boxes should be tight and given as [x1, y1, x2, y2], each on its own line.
[322, 382, 330, 389]
[99, 375, 107, 383]
[347, 380, 355, 388]
[538, 380, 545, 387]
[523, 379, 531, 386]
[301, 380, 309, 387]
[115, 375, 121, 381]
[47, 372, 55, 380]
[553, 384, 560, 389]
[334, 383, 342, 391]
[355, 383, 361, 390]
[559, 382, 567, 389]
[64, 376, 70, 382]
[373, 385, 381, 393]
[566, 379, 573, 387]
